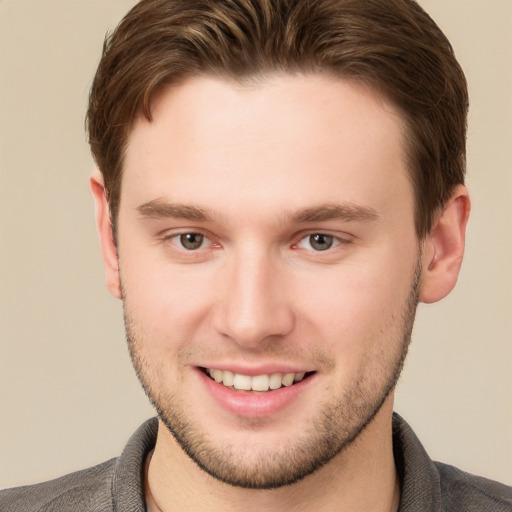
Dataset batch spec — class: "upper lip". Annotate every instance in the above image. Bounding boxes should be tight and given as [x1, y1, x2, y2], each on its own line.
[197, 364, 314, 376]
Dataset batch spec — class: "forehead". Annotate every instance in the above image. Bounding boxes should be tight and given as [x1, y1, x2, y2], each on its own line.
[121, 73, 412, 221]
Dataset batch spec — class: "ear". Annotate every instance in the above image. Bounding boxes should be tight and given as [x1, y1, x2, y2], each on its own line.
[419, 185, 471, 304]
[90, 169, 122, 299]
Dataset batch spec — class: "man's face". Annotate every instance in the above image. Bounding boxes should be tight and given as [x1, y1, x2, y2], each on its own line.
[116, 74, 420, 488]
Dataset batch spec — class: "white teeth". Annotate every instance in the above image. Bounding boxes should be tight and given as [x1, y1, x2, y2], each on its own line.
[282, 373, 295, 387]
[233, 374, 252, 391]
[222, 370, 235, 387]
[206, 368, 308, 391]
[251, 374, 270, 392]
[211, 369, 223, 383]
[269, 373, 283, 390]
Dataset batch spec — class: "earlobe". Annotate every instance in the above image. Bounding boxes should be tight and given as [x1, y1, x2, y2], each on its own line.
[419, 185, 471, 304]
[90, 169, 122, 299]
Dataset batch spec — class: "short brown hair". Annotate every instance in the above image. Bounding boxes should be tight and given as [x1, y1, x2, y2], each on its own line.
[87, 0, 468, 238]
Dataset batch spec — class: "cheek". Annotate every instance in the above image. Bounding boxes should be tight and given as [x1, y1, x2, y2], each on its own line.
[293, 257, 415, 354]
[120, 252, 217, 353]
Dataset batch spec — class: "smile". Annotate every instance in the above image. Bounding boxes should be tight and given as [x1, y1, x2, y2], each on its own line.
[204, 368, 312, 392]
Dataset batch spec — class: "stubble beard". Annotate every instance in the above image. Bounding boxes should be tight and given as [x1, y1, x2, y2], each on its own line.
[123, 263, 421, 490]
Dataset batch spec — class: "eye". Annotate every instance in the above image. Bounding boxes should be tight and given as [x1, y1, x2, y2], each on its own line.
[177, 232, 207, 250]
[297, 233, 339, 251]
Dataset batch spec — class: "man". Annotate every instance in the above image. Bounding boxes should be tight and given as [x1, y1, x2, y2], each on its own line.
[1, 0, 511, 510]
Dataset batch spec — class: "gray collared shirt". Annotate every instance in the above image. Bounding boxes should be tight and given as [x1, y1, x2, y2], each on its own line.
[1, 414, 511, 511]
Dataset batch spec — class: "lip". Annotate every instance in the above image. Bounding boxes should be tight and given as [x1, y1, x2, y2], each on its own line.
[196, 366, 316, 418]
[199, 363, 312, 376]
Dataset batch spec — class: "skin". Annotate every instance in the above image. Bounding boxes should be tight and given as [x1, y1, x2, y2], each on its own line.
[92, 74, 469, 512]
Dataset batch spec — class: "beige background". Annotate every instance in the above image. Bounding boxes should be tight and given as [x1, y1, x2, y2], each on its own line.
[0, 0, 511, 489]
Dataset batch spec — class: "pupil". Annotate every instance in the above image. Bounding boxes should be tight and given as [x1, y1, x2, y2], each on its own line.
[180, 233, 203, 250]
[310, 234, 333, 251]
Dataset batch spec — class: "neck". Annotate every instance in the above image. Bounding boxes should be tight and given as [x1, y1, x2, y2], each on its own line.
[145, 398, 399, 512]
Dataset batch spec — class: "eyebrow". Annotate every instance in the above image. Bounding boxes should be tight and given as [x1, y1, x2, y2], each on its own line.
[137, 200, 211, 221]
[136, 199, 379, 224]
[290, 203, 379, 223]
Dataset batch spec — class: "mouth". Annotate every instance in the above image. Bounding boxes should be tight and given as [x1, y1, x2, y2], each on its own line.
[201, 367, 315, 392]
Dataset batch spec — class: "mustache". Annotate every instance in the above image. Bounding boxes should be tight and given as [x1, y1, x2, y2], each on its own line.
[124, 318, 337, 374]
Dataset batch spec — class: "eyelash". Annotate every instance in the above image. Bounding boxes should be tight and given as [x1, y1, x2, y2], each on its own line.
[164, 232, 216, 251]
[163, 231, 351, 253]
[294, 233, 348, 252]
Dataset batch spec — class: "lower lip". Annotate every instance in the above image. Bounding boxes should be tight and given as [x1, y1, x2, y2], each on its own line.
[197, 369, 315, 418]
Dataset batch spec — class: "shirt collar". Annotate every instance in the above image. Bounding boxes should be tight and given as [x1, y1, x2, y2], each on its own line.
[109, 414, 442, 511]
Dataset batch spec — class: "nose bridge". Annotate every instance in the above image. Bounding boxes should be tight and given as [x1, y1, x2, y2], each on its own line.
[215, 243, 294, 347]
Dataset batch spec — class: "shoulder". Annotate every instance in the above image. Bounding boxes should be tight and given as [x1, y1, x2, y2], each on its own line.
[0, 418, 157, 512]
[0, 458, 116, 512]
[435, 462, 512, 511]
[392, 413, 512, 511]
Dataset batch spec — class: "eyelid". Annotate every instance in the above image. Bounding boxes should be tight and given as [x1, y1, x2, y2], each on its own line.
[293, 231, 353, 251]
[158, 228, 352, 252]
[159, 226, 209, 239]
[161, 229, 217, 249]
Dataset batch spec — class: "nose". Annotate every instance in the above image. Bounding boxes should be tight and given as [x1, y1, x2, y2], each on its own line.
[213, 248, 295, 349]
